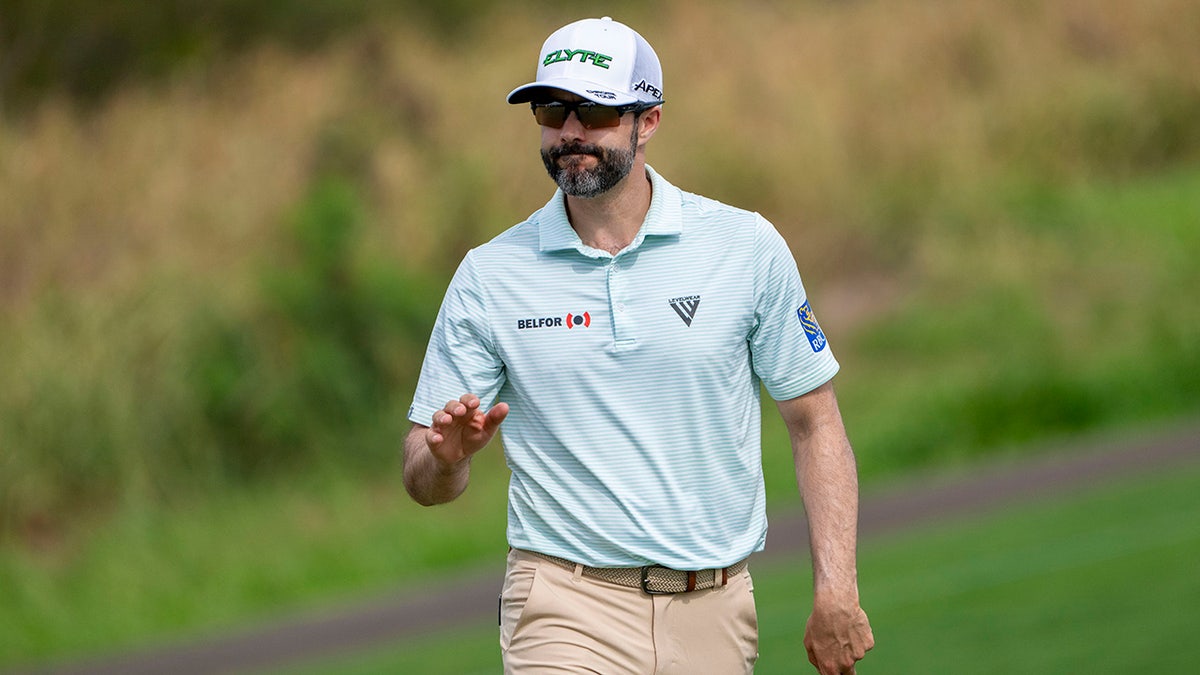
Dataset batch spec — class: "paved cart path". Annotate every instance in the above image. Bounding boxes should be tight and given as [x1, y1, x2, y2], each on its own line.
[28, 422, 1200, 675]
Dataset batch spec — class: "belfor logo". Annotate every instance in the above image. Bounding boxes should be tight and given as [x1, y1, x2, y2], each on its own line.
[516, 311, 592, 331]
[543, 49, 613, 69]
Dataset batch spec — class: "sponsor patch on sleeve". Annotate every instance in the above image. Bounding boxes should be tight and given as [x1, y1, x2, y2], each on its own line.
[796, 301, 828, 352]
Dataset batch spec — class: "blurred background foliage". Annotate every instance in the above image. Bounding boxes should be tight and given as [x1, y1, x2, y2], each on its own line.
[1, 0, 1199, 665]
[0, 0, 537, 110]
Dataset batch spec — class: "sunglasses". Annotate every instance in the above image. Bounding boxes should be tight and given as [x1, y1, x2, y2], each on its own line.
[530, 100, 661, 130]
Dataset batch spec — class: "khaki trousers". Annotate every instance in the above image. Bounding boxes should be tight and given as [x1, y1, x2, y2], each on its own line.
[500, 549, 759, 674]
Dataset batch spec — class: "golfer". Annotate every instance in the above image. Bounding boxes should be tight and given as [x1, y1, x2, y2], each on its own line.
[403, 16, 873, 674]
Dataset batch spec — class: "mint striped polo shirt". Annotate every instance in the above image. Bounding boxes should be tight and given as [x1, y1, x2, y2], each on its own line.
[409, 165, 839, 569]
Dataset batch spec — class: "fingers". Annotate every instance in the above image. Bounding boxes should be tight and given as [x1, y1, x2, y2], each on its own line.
[432, 395, 480, 429]
[815, 642, 867, 674]
[805, 608, 873, 675]
[426, 395, 507, 452]
[457, 393, 482, 412]
[812, 658, 857, 675]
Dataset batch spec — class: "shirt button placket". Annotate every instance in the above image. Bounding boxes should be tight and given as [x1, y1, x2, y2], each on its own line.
[609, 259, 634, 348]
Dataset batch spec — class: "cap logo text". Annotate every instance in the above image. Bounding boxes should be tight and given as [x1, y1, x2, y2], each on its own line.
[633, 79, 662, 99]
[544, 49, 613, 69]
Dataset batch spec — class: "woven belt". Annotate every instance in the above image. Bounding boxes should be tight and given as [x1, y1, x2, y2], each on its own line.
[530, 551, 748, 595]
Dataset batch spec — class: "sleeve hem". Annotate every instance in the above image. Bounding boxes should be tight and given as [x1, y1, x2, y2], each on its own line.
[764, 360, 840, 402]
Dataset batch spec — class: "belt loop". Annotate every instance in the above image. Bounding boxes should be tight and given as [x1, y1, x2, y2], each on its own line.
[721, 567, 728, 587]
[572, 562, 584, 582]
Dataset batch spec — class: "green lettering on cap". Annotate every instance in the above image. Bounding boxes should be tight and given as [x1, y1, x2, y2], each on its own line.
[542, 48, 613, 70]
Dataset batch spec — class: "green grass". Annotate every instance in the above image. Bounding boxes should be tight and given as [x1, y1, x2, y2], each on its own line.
[837, 165, 1200, 479]
[3, 2, 1200, 669]
[0, 458, 510, 666]
[274, 458, 1200, 674]
[5, 70, 1200, 675]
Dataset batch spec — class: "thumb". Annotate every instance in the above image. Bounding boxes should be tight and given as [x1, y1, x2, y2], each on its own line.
[483, 402, 509, 433]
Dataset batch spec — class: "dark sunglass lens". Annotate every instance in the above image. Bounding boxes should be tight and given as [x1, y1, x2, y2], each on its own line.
[577, 105, 621, 129]
[533, 104, 567, 128]
[533, 102, 627, 129]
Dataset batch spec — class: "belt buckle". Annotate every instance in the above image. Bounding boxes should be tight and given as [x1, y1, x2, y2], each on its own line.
[640, 565, 673, 595]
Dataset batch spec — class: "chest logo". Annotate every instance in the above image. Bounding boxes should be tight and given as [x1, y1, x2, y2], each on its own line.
[669, 296, 701, 326]
[517, 311, 592, 330]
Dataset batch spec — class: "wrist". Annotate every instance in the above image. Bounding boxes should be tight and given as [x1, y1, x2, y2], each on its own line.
[813, 578, 860, 607]
[431, 453, 470, 474]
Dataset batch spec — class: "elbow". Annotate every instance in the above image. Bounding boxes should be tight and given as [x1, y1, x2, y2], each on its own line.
[404, 487, 439, 508]
[402, 470, 440, 507]
[400, 424, 467, 506]
[404, 483, 431, 507]
[402, 467, 462, 507]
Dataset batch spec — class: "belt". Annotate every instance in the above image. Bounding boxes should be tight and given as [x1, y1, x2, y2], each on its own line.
[529, 551, 748, 595]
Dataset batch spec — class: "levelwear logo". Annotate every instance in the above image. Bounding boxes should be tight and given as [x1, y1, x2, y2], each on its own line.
[516, 312, 592, 330]
[669, 295, 701, 326]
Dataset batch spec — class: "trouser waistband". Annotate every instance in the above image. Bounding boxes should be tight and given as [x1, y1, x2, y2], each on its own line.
[526, 550, 748, 595]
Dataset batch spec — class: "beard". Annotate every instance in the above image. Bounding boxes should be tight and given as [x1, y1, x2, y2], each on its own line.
[541, 124, 639, 198]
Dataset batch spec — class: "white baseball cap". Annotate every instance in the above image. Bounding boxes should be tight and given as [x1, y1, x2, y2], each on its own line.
[507, 17, 664, 106]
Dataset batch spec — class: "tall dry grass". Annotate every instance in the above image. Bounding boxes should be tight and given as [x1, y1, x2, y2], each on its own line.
[0, 48, 346, 312]
[3, 0, 1198, 307]
[2, 0, 1199, 540]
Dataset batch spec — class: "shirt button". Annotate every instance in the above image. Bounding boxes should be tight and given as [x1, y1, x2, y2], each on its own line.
[617, 303, 626, 312]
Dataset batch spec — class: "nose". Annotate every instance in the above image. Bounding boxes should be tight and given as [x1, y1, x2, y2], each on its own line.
[556, 109, 587, 140]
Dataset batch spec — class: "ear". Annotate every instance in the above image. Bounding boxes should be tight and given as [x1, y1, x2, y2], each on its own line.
[636, 106, 662, 146]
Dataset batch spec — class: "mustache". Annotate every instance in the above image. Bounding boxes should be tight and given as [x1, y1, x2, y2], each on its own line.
[548, 142, 604, 161]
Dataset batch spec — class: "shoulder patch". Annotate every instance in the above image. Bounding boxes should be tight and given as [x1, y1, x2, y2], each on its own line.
[797, 301, 828, 352]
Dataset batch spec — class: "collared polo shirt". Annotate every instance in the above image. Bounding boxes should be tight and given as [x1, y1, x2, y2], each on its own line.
[409, 166, 839, 569]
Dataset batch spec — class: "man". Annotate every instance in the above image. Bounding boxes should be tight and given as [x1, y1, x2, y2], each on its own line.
[403, 16, 873, 675]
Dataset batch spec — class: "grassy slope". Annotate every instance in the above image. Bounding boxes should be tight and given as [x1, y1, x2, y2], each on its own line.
[276, 458, 1200, 674]
[2, 0, 1200, 666]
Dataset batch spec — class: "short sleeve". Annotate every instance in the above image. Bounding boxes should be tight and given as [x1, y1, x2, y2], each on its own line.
[748, 215, 840, 400]
[408, 251, 507, 425]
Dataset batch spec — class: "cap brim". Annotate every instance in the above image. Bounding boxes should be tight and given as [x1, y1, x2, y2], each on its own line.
[506, 78, 639, 106]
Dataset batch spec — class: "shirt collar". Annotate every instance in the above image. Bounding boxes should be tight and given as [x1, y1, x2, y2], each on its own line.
[537, 164, 683, 255]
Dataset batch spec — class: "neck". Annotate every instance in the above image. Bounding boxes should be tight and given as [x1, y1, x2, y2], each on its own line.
[565, 161, 652, 255]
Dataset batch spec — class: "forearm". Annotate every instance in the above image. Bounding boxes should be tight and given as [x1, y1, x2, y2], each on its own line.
[793, 425, 860, 600]
[780, 383, 862, 599]
[780, 384, 874, 673]
[402, 424, 471, 506]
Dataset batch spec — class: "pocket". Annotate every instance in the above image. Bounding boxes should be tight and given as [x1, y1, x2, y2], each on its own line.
[499, 552, 540, 651]
[737, 570, 760, 667]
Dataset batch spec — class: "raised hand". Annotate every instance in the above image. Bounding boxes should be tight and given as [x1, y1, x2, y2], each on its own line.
[426, 394, 509, 467]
